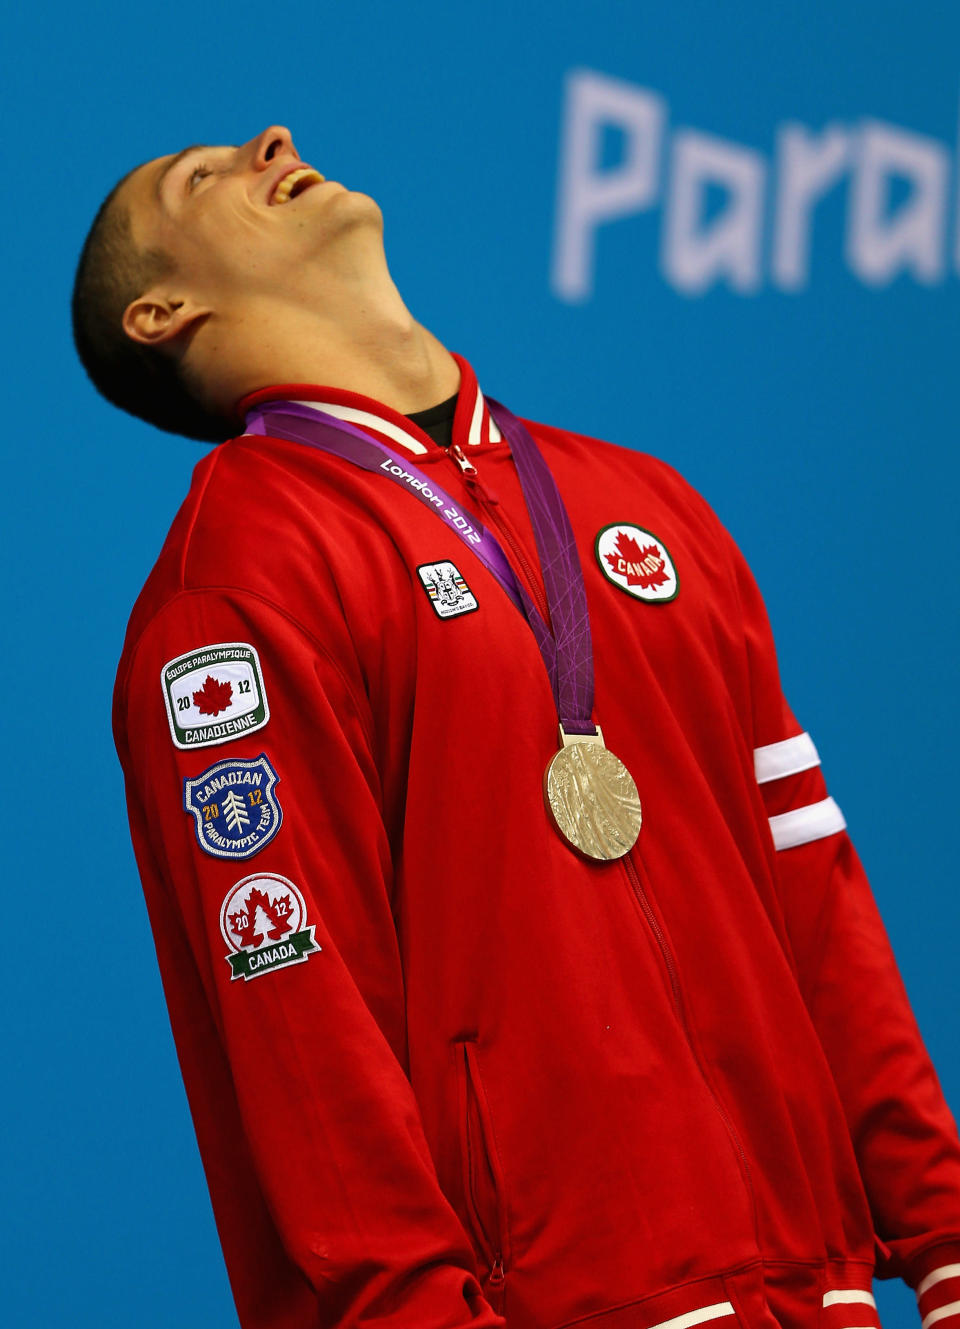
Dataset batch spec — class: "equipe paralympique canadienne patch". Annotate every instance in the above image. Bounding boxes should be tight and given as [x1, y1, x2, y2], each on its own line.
[161, 642, 270, 749]
[183, 754, 282, 860]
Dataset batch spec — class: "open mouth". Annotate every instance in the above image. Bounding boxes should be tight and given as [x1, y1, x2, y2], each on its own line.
[271, 166, 325, 205]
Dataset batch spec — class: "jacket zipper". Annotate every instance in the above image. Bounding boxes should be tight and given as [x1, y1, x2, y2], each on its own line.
[448, 445, 552, 628]
[457, 1038, 508, 1314]
[486, 1254, 506, 1307]
[622, 850, 759, 1236]
[449, 446, 758, 1243]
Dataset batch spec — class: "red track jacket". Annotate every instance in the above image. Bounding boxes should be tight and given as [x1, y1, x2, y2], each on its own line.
[114, 355, 960, 1329]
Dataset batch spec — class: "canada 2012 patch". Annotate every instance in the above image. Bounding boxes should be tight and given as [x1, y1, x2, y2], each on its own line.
[220, 873, 320, 982]
[595, 524, 679, 603]
[162, 642, 269, 749]
[184, 754, 282, 860]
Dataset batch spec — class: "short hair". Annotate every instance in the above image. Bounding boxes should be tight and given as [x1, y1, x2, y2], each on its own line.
[71, 167, 234, 444]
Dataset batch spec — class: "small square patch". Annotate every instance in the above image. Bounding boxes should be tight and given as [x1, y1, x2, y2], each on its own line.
[162, 642, 269, 749]
[416, 561, 479, 619]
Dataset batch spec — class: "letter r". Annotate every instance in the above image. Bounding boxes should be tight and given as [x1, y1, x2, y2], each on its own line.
[552, 69, 666, 301]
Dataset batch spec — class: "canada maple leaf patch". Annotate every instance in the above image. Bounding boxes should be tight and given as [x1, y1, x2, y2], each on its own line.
[193, 674, 234, 716]
[595, 523, 679, 603]
[219, 872, 319, 981]
[604, 530, 669, 590]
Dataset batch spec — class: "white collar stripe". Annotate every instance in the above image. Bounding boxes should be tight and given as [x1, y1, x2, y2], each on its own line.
[467, 384, 485, 447]
[266, 383, 504, 456]
[292, 400, 429, 456]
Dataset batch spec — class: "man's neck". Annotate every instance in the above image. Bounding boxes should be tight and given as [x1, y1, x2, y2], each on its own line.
[184, 268, 461, 418]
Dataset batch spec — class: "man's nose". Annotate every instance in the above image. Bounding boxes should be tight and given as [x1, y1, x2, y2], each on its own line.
[244, 125, 300, 171]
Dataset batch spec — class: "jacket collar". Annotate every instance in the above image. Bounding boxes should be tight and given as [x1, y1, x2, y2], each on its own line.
[236, 351, 503, 458]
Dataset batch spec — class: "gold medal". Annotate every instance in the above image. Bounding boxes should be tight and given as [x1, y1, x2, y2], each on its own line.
[543, 725, 642, 861]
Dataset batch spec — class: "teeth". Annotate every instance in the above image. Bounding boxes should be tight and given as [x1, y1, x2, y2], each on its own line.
[272, 167, 323, 204]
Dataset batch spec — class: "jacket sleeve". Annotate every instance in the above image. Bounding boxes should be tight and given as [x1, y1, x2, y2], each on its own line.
[114, 585, 504, 1329]
[723, 527, 960, 1323]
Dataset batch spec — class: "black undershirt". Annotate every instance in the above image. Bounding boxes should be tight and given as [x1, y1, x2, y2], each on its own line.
[405, 392, 459, 447]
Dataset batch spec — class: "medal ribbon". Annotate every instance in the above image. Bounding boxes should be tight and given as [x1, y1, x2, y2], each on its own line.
[245, 399, 596, 734]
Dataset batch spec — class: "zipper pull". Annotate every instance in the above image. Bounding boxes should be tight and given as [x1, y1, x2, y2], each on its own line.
[449, 444, 500, 505]
[450, 443, 478, 477]
[485, 1253, 506, 1314]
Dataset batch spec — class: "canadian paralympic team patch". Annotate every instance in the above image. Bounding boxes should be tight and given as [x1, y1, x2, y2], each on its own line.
[184, 754, 282, 860]
[220, 873, 319, 981]
[595, 524, 679, 603]
[162, 642, 269, 749]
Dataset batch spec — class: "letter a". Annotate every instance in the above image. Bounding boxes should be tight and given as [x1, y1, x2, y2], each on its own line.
[663, 130, 765, 294]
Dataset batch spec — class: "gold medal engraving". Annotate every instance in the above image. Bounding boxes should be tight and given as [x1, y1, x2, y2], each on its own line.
[544, 725, 642, 861]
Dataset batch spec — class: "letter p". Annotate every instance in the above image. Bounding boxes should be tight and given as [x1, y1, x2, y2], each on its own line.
[552, 70, 666, 301]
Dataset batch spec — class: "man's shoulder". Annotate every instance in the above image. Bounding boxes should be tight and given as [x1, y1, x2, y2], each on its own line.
[522, 413, 721, 532]
[132, 428, 335, 582]
[115, 434, 320, 687]
[526, 412, 694, 476]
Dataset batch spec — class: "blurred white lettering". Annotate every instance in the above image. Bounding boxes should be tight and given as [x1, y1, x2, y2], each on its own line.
[552, 70, 666, 301]
[552, 69, 957, 298]
[847, 120, 949, 285]
[773, 124, 851, 289]
[662, 131, 765, 295]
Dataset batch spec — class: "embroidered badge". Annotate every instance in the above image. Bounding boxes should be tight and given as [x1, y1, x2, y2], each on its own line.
[220, 873, 320, 982]
[595, 524, 679, 603]
[416, 561, 479, 619]
[184, 754, 282, 860]
[161, 642, 269, 749]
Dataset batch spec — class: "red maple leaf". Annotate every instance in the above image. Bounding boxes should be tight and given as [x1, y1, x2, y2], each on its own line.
[265, 894, 294, 939]
[193, 674, 233, 716]
[228, 908, 259, 949]
[605, 531, 669, 590]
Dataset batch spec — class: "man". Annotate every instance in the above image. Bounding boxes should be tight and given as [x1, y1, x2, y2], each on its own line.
[74, 125, 960, 1329]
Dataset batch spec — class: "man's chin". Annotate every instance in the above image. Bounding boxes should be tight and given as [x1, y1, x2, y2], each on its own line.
[325, 187, 384, 234]
[330, 185, 381, 217]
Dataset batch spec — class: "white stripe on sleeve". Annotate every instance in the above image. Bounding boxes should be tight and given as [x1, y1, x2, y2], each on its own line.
[648, 1302, 736, 1329]
[822, 1290, 877, 1308]
[770, 797, 846, 851]
[918, 1267, 960, 1299]
[922, 1301, 960, 1329]
[754, 732, 820, 784]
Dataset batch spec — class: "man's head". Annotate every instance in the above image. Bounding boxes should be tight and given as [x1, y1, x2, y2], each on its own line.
[72, 126, 383, 442]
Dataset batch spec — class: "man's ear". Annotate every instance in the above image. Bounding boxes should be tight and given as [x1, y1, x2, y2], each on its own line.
[122, 290, 211, 348]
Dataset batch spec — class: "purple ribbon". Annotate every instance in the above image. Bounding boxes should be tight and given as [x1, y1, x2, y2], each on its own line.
[246, 398, 596, 734]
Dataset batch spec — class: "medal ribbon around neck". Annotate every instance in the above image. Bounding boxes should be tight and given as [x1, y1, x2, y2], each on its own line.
[245, 396, 641, 858]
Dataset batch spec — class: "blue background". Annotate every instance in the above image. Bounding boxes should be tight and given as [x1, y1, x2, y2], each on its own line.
[4, 2, 957, 1325]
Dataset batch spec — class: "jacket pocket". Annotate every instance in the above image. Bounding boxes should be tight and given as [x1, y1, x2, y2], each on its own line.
[454, 1038, 510, 1314]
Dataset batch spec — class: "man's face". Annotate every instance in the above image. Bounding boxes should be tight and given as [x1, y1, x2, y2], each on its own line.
[121, 125, 381, 308]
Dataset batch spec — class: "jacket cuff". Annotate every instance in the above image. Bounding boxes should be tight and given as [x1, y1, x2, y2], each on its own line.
[908, 1245, 960, 1329]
